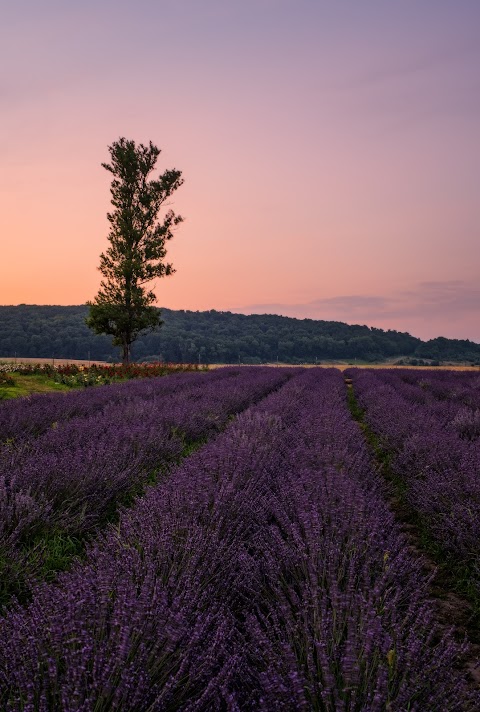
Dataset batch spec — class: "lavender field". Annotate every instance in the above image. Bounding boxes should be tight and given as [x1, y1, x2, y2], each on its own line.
[0, 367, 478, 710]
[346, 368, 480, 610]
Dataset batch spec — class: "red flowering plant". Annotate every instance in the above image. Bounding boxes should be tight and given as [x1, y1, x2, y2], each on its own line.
[52, 362, 204, 387]
[0, 372, 15, 386]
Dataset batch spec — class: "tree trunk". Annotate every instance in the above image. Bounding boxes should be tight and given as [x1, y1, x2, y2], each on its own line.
[122, 341, 131, 366]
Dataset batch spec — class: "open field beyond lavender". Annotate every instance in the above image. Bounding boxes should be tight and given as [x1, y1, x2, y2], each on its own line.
[0, 367, 479, 710]
[0, 362, 205, 400]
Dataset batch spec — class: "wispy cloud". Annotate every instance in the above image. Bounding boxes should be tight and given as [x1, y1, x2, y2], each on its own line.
[323, 35, 480, 133]
[332, 40, 480, 94]
[232, 280, 480, 340]
[397, 281, 480, 316]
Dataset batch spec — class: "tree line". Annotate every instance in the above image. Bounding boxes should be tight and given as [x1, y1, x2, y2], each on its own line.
[1, 304, 479, 364]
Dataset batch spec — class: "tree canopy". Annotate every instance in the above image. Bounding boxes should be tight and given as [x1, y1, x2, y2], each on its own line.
[86, 138, 183, 364]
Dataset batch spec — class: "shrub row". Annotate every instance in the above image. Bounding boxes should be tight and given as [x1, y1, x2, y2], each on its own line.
[0, 367, 293, 609]
[347, 367, 480, 603]
[0, 369, 476, 709]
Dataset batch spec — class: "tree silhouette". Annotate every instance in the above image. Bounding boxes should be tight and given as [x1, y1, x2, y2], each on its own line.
[86, 138, 183, 364]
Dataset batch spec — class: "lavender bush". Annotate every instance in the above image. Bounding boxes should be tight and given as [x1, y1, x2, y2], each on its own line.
[0, 367, 240, 445]
[0, 369, 476, 710]
[0, 367, 293, 607]
[347, 367, 480, 598]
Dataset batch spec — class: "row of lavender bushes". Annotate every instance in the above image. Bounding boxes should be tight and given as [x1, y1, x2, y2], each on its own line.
[395, 368, 480, 440]
[0, 367, 233, 444]
[391, 368, 480, 412]
[0, 369, 476, 710]
[358, 368, 480, 437]
[346, 368, 480, 599]
[0, 367, 293, 609]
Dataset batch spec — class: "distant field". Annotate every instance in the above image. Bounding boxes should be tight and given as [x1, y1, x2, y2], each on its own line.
[2, 357, 480, 371]
[212, 361, 480, 371]
[0, 357, 111, 366]
[330, 363, 480, 371]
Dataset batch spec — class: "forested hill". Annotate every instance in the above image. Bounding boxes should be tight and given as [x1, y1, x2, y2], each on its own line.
[0, 305, 479, 364]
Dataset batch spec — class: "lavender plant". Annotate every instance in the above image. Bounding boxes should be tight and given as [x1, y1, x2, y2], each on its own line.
[0, 367, 293, 608]
[347, 367, 480, 604]
[0, 369, 476, 710]
[0, 367, 239, 445]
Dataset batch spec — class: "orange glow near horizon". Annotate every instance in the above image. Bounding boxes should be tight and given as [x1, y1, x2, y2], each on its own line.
[1, 1, 479, 342]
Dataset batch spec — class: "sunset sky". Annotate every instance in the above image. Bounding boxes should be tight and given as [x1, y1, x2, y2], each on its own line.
[1, 0, 479, 342]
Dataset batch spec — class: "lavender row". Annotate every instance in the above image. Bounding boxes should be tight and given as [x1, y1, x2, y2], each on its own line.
[394, 369, 480, 411]
[248, 370, 474, 709]
[361, 368, 480, 436]
[0, 367, 293, 606]
[0, 368, 239, 445]
[347, 368, 480, 594]
[0, 369, 475, 710]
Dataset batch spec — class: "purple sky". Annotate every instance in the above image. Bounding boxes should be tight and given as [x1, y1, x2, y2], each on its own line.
[1, 0, 479, 341]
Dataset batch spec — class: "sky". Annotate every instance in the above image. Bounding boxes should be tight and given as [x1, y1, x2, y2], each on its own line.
[1, 0, 479, 342]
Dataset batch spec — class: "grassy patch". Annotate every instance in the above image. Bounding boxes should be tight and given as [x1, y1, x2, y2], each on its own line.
[0, 374, 73, 400]
[0, 362, 206, 400]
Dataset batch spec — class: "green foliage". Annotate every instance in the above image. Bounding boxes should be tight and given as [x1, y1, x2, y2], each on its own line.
[2, 305, 480, 363]
[0, 373, 15, 386]
[0, 373, 72, 400]
[415, 336, 480, 364]
[86, 138, 184, 364]
[0, 362, 202, 399]
[51, 362, 201, 388]
[53, 371, 107, 388]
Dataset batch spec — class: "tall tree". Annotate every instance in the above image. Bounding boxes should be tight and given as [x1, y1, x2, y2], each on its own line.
[86, 138, 183, 364]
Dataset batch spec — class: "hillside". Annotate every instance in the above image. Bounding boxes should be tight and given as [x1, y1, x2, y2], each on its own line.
[0, 305, 479, 364]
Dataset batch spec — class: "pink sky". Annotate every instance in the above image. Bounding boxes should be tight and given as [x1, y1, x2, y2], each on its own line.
[1, 0, 479, 341]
